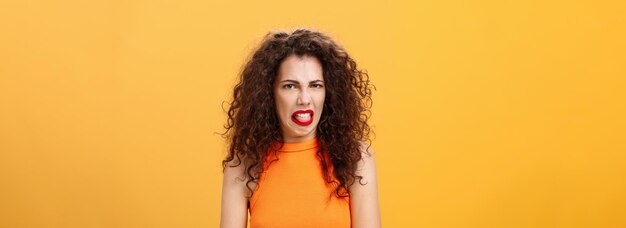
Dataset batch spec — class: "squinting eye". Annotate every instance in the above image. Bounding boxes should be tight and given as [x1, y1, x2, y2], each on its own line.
[312, 84, 324, 88]
[283, 84, 296, 89]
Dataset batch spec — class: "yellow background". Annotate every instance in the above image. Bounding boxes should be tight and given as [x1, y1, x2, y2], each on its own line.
[1, 0, 625, 227]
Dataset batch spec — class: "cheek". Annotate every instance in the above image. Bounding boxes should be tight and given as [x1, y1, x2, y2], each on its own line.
[319, 92, 326, 116]
[317, 92, 326, 107]
[274, 94, 289, 116]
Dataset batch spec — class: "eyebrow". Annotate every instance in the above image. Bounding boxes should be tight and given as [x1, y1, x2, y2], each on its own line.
[279, 79, 324, 84]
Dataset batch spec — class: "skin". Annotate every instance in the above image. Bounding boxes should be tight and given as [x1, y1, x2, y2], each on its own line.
[220, 54, 381, 228]
[349, 143, 382, 228]
[273, 55, 326, 143]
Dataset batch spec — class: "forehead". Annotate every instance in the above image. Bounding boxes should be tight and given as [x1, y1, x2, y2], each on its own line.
[276, 55, 324, 82]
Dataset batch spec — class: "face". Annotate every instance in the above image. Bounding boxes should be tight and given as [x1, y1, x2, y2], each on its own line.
[274, 55, 326, 143]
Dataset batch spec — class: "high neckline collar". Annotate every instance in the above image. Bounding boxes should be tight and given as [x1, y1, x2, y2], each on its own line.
[277, 137, 319, 152]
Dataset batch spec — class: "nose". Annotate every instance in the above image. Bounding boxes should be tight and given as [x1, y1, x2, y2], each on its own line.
[297, 89, 311, 106]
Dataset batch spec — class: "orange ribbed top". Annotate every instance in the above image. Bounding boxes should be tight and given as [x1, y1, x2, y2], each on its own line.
[248, 137, 351, 228]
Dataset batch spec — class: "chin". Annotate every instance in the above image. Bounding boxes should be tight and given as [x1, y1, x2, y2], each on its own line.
[293, 129, 312, 136]
[291, 125, 316, 135]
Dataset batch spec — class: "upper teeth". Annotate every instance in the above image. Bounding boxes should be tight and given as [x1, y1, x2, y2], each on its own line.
[296, 113, 311, 117]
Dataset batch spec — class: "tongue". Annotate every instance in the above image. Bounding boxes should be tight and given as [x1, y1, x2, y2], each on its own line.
[294, 115, 311, 123]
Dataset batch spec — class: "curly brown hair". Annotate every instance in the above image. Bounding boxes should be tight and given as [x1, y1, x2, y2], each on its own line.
[221, 28, 374, 199]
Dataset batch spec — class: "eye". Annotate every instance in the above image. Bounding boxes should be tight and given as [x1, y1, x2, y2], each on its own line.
[283, 84, 296, 89]
[311, 83, 324, 88]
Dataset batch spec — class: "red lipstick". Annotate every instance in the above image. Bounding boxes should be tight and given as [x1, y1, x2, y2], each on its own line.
[291, 109, 314, 126]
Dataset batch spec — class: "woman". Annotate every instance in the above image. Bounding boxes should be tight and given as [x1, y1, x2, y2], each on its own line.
[220, 28, 380, 228]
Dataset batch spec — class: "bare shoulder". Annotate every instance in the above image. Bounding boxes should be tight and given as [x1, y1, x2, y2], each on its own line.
[350, 141, 382, 227]
[220, 157, 252, 228]
[223, 158, 246, 180]
[358, 140, 375, 156]
[353, 140, 378, 182]
[222, 157, 256, 190]
[357, 140, 377, 166]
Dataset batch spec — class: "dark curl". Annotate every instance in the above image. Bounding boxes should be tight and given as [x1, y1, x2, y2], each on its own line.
[221, 28, 375, 199]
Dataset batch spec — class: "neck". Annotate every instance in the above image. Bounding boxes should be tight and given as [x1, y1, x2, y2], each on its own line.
[282, 133, 316, 143]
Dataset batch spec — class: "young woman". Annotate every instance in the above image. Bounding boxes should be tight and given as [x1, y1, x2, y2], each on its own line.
[220, 28, 381, 228]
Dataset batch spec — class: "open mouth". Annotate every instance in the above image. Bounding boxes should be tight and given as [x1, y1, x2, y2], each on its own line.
[291, 109, 314, 126]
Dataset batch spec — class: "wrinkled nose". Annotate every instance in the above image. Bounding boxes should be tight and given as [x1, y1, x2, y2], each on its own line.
[297, 90, 311, 106]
